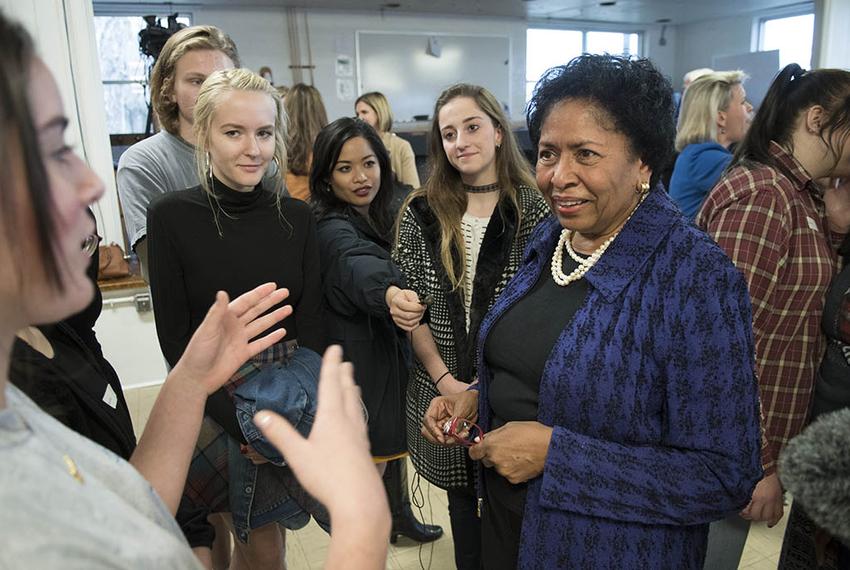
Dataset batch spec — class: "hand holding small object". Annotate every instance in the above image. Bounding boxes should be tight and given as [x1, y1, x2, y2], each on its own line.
[421, 390, 479, 445]
[386, 286, 426, 331]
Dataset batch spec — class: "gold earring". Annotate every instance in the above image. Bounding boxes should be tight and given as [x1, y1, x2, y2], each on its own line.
[636, 180, 650, 194]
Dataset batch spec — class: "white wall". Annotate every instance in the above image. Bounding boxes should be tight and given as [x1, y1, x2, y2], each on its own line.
[674, 15, 756, 90]
[94, 291, 168, 389]
[191, 8, 679, 121]
[815, 0, 850, 68]
[193, 8, 532, 121]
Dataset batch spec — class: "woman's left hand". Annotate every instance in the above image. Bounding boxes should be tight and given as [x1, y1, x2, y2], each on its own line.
[171, 283, 292, 396]
[824, 178, 850, 234]
[468, 421, 553, 484]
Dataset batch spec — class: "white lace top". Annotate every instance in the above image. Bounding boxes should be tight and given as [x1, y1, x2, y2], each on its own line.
[461, 212, 491, 331]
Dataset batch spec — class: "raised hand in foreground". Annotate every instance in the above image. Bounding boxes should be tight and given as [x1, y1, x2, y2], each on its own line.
[255, 345, 391, 570]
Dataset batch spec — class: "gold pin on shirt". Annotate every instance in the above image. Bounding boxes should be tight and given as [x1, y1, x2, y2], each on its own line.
[63, 454, 84, 484]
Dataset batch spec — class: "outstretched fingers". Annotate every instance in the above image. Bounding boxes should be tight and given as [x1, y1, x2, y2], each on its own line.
[243, 305, 293, 340]
[229, 283, 289, 322]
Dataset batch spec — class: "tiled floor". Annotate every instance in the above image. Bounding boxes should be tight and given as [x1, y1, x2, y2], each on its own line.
[126, 384, 787, 570]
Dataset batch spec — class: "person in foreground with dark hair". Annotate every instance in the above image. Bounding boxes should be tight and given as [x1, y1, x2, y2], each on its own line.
[10, 214, 216, 564]
[422, 54, 763, 569]
[0, 11, 389, 569]
[311, 117, 443, 543]
[697, 64, 850, 568]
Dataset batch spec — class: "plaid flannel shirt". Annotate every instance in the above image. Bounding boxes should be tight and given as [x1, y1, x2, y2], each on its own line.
[697, 141, 844, 475]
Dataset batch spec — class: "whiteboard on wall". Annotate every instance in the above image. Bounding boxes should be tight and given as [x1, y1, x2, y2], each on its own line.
[712, 50, 780, 109]
[356, 31, 511, 123]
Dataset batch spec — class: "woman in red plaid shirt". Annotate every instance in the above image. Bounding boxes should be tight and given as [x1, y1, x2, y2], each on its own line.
[697, 63, 850, 569]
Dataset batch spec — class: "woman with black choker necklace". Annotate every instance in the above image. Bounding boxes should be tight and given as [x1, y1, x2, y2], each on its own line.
[391, 83, 549, 569]
[147, 68, 326, 568]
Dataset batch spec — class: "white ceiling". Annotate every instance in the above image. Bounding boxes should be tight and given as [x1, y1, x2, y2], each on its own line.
[96, 0, 807, 25]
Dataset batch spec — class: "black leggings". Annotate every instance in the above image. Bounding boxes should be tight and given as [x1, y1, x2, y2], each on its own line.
[446, 485, 482, 570]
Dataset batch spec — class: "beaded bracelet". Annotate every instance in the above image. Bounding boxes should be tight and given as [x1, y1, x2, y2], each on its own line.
[434, 371, 451, 386]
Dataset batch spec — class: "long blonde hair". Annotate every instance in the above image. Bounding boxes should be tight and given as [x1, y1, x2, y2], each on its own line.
[284, 83, 328, 176]
[150, 26, 240, 135]
[193, 69, 288, 234]
[676, 70, 747, 151]
[401, 84, 537, 290]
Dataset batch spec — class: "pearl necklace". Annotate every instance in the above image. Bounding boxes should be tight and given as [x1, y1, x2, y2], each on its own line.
[550, 228, 619, 286]
[550, 193, 647, 286]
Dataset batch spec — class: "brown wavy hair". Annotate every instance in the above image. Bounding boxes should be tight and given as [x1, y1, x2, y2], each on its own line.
[150, 26, 240, 135]
[400, 83, 537, 290]
[284, 83, 328, 176]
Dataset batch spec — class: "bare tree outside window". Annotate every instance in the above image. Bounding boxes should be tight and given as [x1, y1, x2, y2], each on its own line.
[94, 15, 192, 135]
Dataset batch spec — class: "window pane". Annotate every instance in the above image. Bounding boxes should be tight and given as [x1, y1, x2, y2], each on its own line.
[627, 33, 639, 57]
[102, 83, 149, 134]
[95, 14, 191, 134]
[586, 31, 636, 57]
[94, 16, 151, 81]
[526, 29, 583, 83]
[761, 14, 814, 68]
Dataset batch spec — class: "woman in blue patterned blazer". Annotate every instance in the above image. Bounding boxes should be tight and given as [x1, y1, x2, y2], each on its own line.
[422, 55, 763, 569]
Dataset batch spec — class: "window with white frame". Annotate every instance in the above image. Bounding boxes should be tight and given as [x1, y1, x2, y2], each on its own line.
[758, 12, 814, 69]
[94, 14, 192, 135]
[526, 28, 640, 101]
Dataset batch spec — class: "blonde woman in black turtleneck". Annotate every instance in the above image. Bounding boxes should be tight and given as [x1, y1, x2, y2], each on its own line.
[147, 68, 324, 569]
[391, 84, 549, 570]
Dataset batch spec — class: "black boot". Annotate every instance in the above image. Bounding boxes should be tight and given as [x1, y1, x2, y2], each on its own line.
[384, 458, 444, 544]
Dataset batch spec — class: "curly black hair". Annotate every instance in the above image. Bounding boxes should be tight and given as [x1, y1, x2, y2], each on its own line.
[526, 54, 675, 187]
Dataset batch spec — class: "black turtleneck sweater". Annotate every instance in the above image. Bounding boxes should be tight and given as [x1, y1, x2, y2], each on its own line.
[146, 178, 324, 372]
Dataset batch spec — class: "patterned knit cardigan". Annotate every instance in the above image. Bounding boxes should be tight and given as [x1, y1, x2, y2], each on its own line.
[393, 185, 550, 489]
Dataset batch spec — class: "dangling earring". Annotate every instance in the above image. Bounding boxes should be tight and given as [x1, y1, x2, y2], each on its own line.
[206, 152, 214, 188]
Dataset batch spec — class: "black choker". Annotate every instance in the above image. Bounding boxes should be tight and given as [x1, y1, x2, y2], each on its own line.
[463, 182, 500, 194]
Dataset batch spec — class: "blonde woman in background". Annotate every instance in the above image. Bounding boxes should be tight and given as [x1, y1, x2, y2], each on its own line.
[669, 71, 752, 219]
[284, 83, 328, 202]
[147, 68, 326, 568]
[355, 91, 421, 188]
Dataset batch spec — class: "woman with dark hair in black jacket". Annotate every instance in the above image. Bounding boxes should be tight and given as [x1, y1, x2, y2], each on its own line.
[311, 117, 442, 543]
